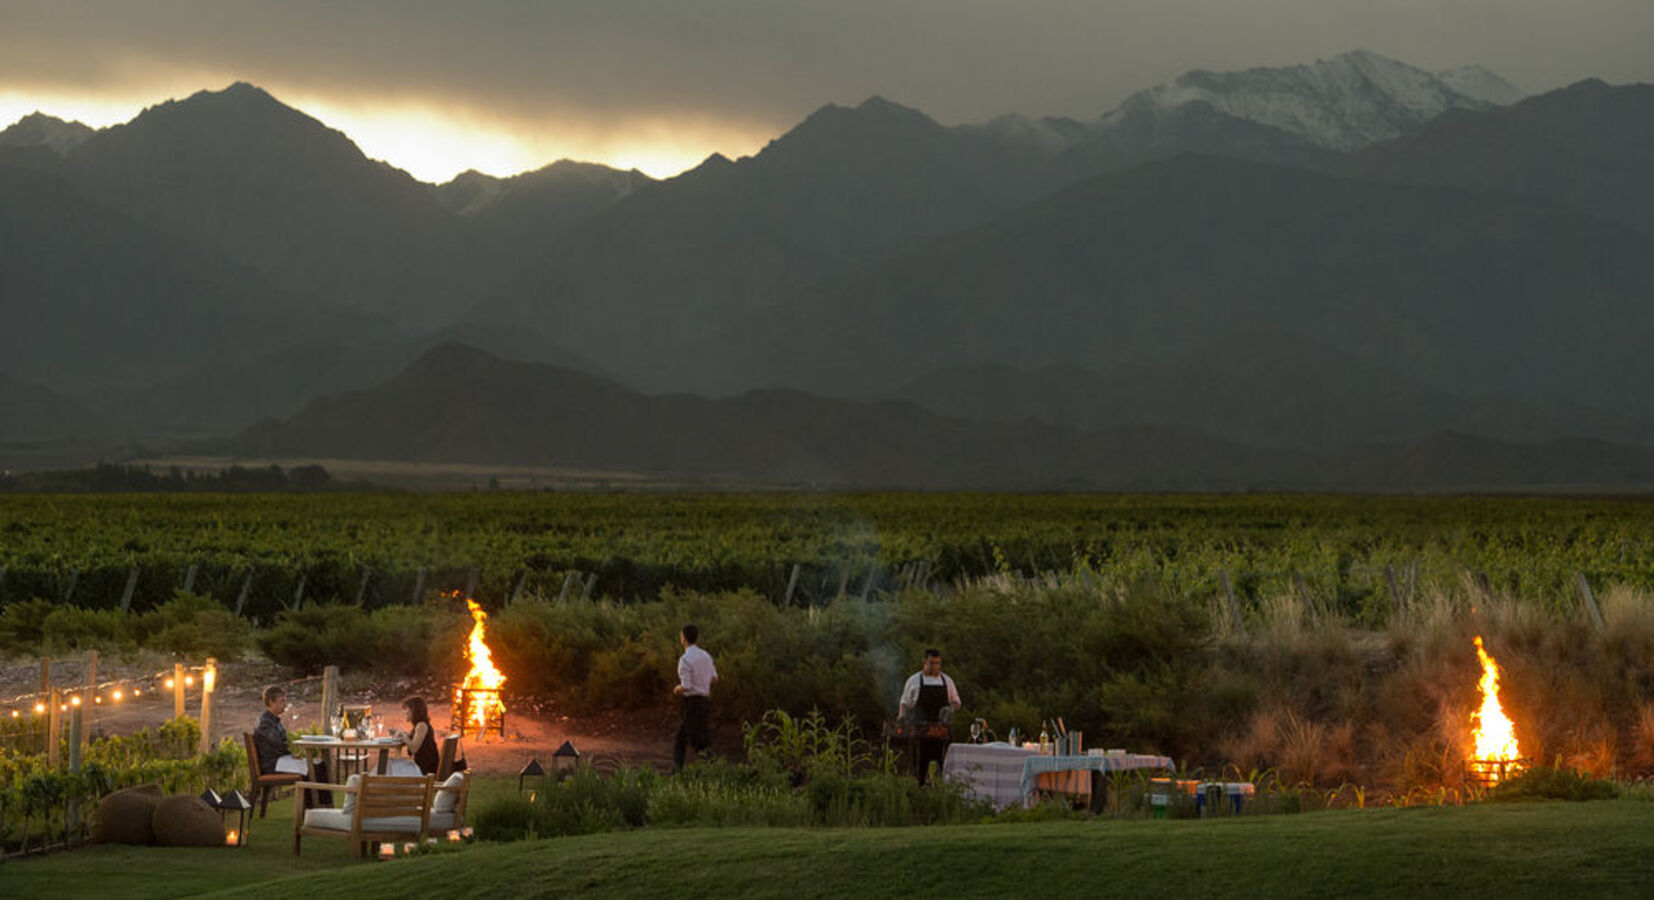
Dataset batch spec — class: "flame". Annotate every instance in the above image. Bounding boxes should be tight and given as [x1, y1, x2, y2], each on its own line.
[454, 595, 506, 736]
[1471, 635, 1524, 781]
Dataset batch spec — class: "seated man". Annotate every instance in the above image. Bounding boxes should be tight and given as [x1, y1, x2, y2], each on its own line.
[254, 685, 332, 806]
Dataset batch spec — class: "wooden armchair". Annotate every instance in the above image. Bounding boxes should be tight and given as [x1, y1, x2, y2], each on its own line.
[243, 732, 302, 818]
[427, 771, 471, 835]
[292, 774, 435, 859]
[436, 734, 461, 779]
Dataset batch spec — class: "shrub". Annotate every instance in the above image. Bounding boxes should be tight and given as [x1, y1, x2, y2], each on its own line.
[1485, 766, 1619, 803]
[134, 592, 251, 660]
[41, 606, 134, 655]
[0, 598, 56, 655]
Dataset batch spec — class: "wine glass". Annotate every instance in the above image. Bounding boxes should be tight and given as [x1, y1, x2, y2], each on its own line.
[969, 719, 984, 743]
[329, 715, 342, 737]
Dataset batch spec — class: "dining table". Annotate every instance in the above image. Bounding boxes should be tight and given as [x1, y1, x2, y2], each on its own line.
[292, 734, 408, 784]
[942, 743, 1173, 810]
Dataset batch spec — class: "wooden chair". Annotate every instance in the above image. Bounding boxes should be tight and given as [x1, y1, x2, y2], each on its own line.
[427, 771, 471, 835]
[292, 773, 435, 860]
[435, 734, 462, 779]
[243, 732, 302, 818]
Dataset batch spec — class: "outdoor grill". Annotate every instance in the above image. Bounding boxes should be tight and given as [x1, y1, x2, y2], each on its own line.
[451, 686, 506, 738]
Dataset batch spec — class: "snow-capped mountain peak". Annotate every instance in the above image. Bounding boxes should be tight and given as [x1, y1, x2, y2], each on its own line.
[1101, 50, 1505, 151]
[1435, 65, 1526, 106]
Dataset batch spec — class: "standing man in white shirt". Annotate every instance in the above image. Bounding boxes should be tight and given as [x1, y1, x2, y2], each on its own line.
[897, 648, 961, 784]
[673, 623, 718, 772]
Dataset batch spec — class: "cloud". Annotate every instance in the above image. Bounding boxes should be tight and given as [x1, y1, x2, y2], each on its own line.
[3, 0, 1650, 177]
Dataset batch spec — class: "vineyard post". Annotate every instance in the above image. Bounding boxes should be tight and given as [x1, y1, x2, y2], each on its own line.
[836, 567, 850, 599]
[321, 666, 340, 730]
[466, 569, 479, 597]
[63, 567, 79, 603]
[234, 574, 252, 618]
[411, 568, 427, 605]
[783, 563, 801, 606]
[1219, 569, 1246, 636]
[84, 650, 98, 737]
[118, 568, 138, 613]
[68, 703, 83, 837]
[173, 663, 186, 720]
[510, 570, 528, 605]
[558, 571, 578, 602]
[199, 658, 216, 755]
[182, 562, 198, 594]
[860, 566, 877, 602]
[1575, 572, 1606, 634]
[68, 703, 83, 772]
[292, 572, 308, 611]
[46, 688, 61, 769]
[354, 567, 371, 607]
[582, 572, 598, 600]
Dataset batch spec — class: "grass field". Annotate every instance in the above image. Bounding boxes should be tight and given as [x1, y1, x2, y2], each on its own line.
[6, 786, 1652, 899]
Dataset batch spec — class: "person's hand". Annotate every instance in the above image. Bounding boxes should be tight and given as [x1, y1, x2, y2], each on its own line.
[672, 684, 685, 696]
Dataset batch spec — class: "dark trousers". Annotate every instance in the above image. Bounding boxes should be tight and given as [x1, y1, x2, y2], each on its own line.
[673, 695, 711, 772]
[916, 737, 948, 785]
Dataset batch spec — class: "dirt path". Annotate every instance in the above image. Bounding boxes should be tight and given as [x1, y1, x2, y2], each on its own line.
[1, 658, 725, 775]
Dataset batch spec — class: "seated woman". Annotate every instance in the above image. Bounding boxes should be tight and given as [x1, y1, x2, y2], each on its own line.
[388, 695, 441, 776]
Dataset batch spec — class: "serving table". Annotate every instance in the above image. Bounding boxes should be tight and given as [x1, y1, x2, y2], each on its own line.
[292, 735, 407, 784]
[942, 743, 1172, 810]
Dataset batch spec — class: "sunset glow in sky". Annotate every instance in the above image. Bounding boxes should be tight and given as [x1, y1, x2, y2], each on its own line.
[3, 0, 1651, 183]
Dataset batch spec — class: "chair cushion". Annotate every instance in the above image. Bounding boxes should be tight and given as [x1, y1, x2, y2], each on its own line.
[433, 772, 466, 813]
[342, 773, 361, 814]
[427, 810, 456, 831]
[302, 808, 422, 833]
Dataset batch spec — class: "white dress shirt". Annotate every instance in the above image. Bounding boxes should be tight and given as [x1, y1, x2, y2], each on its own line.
[677, 644, 718, 697]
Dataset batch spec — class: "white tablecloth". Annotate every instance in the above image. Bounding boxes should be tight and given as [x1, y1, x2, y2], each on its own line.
[942, 743, 1173, 809]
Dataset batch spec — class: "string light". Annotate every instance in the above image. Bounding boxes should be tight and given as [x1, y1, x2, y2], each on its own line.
[184, 675, 194, 687]
[113, 690, 124, 701]
[33, 703, 45, 714]
[165, 678, 174, 689]
[70, 695, 82, 707]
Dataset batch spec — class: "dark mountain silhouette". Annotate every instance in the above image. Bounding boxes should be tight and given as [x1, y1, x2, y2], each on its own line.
[887, 332, 1654, 449]
[225, 344, 1654, 490]
[0, 374, 108, 442]
[1354, 80, 1654, 235]
[0, 112, 96, 155]
[709, 154, 1654, 444]
[61, 83, 481, 327]
[92, 322, 614, 433]
[474, 96, 1075, 384]
[0, 163, 373, 394]
[434, 160, 654, 275]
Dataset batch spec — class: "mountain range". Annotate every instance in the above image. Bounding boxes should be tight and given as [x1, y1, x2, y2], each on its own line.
[4, 50, 1652, 489]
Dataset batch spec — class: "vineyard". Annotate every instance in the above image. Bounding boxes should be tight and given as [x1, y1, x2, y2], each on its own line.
[4, 493, 1654, 619]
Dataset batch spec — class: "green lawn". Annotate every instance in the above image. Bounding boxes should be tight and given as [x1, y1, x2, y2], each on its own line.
[7, 792, 1653, 899]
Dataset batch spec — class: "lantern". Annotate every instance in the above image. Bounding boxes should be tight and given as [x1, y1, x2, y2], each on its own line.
[553, 740, 581, 780]
[201, 789, 253, 847]
[518, 758, 545, 800]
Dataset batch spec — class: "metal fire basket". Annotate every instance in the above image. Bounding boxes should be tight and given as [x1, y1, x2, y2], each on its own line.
[451, 687, 506, 739]
[1465, 757, 1527, 788]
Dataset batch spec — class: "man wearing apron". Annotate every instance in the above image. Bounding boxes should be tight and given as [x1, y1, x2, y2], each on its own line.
[897, 648, 961, 784]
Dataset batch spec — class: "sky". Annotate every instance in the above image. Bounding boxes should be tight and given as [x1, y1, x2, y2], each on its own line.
[2, 0, 1651, 183]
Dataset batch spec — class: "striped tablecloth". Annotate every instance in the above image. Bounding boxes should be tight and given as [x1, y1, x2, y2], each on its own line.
[943, 744, 1173, 809]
